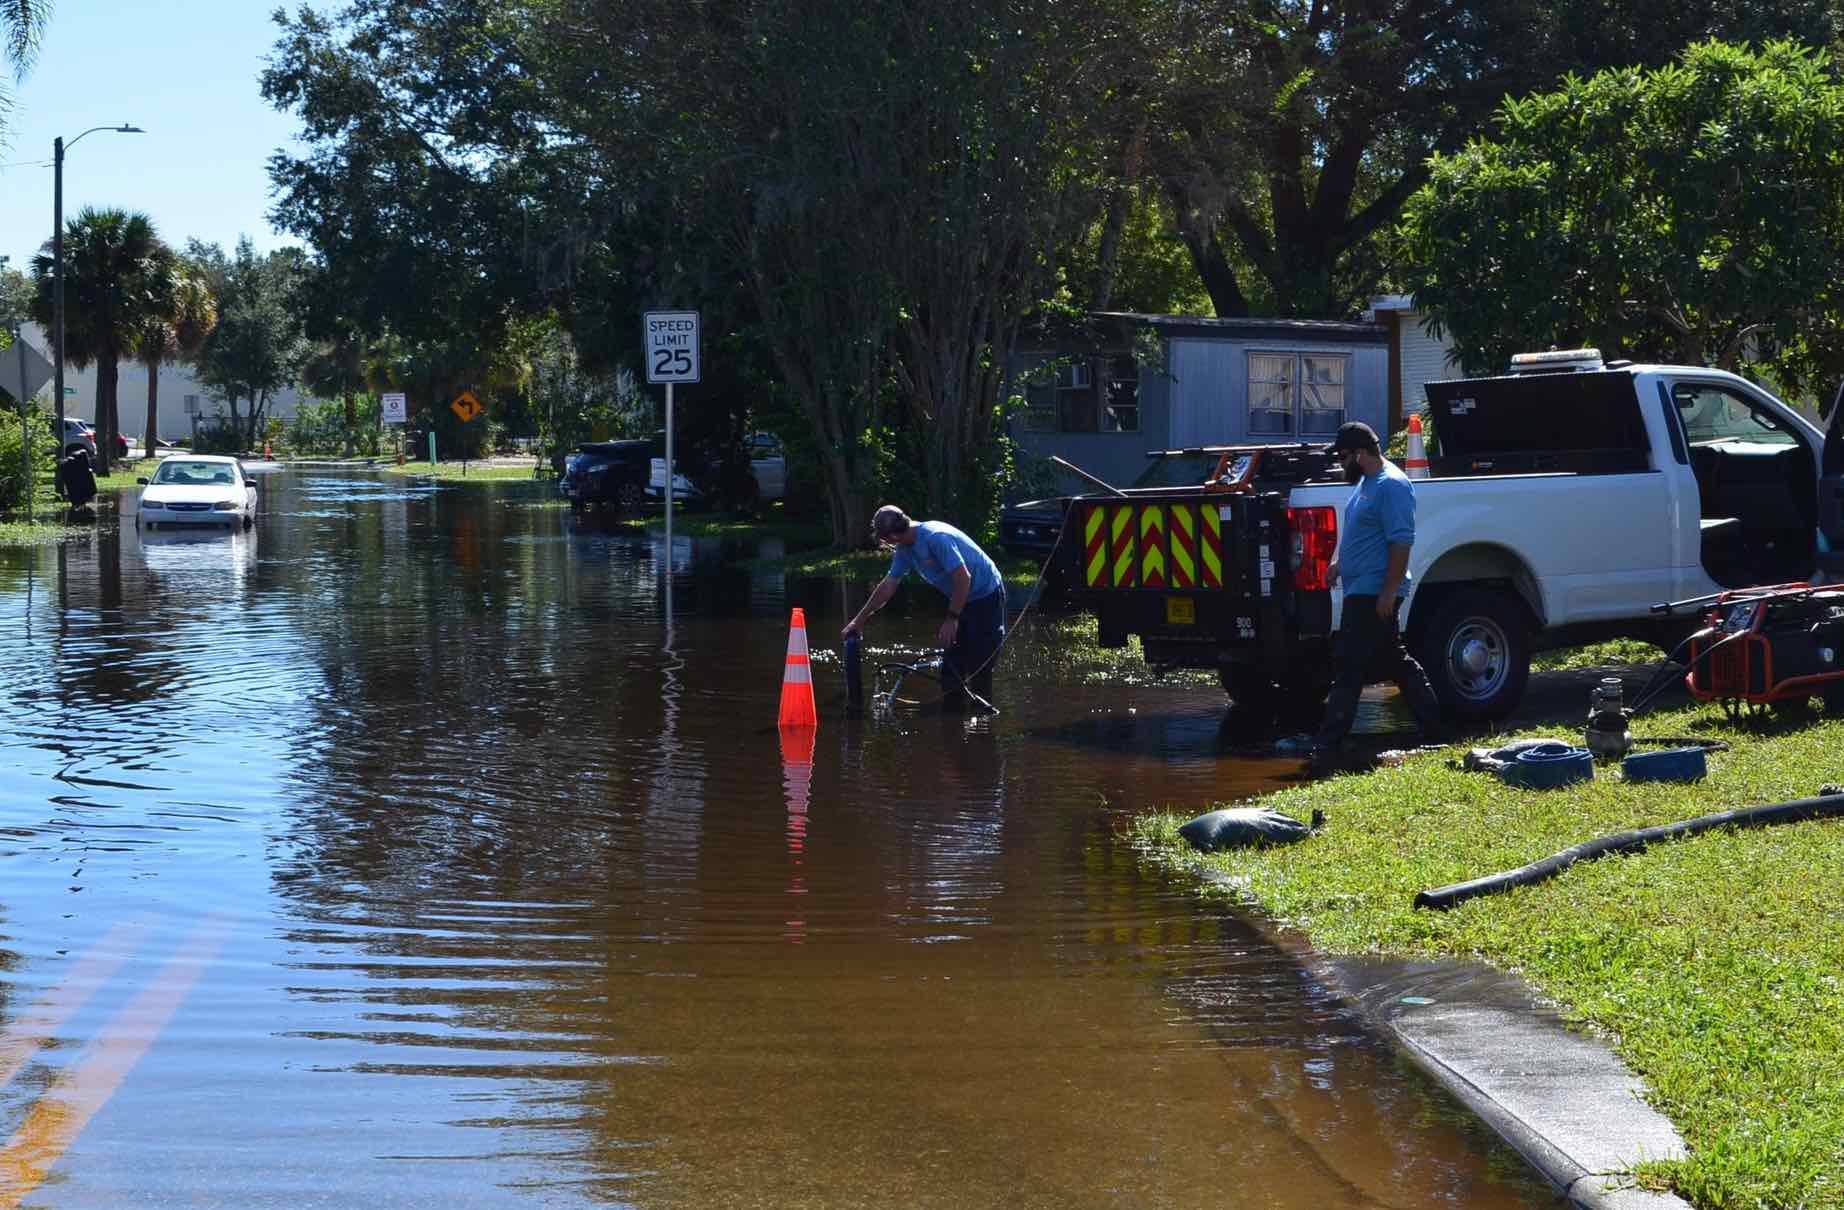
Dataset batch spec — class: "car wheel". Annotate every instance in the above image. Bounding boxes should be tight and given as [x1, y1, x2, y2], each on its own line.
[569, 499, 585, 514]
[617, 481, 646, 514]
[1414, 587, 1532, 720]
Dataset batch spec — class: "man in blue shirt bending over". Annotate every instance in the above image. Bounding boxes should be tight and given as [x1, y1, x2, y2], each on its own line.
[1312, 422, 1441, 752]
[843, 505, 1006, 709]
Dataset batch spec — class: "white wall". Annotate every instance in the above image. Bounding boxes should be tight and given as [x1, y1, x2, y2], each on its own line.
[1398, 312, 1458, 413]
[19, 322, 304, 440]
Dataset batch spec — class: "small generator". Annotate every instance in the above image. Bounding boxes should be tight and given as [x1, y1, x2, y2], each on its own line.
[1681, 583, 1844, 715]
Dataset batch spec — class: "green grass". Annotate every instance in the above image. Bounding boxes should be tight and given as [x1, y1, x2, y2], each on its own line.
[381, 460, 538, 481]
[1133, 700, 1844, 1209]
[641, 509, 830, 544]
[0, 518, 92, 545]
[1534, 636, 1666, 671]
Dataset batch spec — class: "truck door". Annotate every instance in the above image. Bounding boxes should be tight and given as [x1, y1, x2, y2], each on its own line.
[1819, 384, 1844, 583]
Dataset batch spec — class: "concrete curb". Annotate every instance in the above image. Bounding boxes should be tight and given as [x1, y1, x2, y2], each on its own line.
[1194, 870, 1694, 1209]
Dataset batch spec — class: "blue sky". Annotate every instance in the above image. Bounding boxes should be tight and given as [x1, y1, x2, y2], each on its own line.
[0, 0, 305, 273]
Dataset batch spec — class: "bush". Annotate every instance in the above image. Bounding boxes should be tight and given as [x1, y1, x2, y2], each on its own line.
[193, 420, 242, 455]
[286, 394, 383, 456]
[0, 409, 57, 514]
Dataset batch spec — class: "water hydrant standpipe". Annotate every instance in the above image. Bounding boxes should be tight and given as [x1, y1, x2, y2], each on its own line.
[1585, 675, 1634, 760]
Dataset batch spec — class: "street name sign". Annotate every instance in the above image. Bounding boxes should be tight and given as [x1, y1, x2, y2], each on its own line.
[381, 392, 407, 424]
[644, 311, 700, 384]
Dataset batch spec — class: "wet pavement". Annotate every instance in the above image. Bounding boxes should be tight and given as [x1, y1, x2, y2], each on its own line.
[0, 470, 1563, 1207]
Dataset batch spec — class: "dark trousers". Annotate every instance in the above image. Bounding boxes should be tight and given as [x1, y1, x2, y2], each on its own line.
[943, 589, 1006, 706]
[1316, 594, 1440, 745]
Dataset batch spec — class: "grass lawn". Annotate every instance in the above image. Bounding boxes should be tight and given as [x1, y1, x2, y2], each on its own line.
[641, 509, 831, 545]
[1134, 696, 1844, 1209]
[0, 518, 92, 545]
[382, 460, 539, 481]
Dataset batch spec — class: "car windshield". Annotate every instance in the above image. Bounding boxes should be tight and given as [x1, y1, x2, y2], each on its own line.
[151, 460, 237, 486]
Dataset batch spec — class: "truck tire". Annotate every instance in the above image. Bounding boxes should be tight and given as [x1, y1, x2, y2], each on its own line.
[1415, 587, 1531, 720]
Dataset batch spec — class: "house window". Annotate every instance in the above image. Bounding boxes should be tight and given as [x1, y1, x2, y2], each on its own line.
[1248, 351, 1347, 436]
[183, 394, 200, 414]
[1017, 354, 1138, 434]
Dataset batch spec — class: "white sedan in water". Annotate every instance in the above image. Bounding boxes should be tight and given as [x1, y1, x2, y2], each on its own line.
[136, 455, 258, 529]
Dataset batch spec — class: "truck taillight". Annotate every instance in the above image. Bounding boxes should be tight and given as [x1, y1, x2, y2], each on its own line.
[1288, 506, 1337, 591]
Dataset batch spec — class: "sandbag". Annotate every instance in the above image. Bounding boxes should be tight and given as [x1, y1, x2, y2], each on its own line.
[1178, 806, 1323, 853]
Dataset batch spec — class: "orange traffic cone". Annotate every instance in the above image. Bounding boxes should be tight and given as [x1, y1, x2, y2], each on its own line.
[1403, 412, 1430, 480]
[777, 608, 819, 728]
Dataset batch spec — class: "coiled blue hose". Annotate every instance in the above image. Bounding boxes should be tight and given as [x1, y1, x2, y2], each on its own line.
[1502, 742, 1595, 789]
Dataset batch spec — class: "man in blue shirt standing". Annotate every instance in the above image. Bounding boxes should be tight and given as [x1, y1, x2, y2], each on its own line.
[843, 505, 1006, 709]
[1311, 422, 1441, 751]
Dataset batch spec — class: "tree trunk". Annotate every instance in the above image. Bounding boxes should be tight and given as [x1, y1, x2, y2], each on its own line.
[144, 358, 161, 457]
[96, 354, 119, 475]
[1092, 185, 1132, 312]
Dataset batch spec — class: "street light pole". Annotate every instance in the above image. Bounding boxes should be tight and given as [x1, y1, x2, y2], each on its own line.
[51, 124, 142, 489]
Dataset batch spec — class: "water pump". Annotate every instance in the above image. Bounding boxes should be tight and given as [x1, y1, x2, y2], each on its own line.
[1585, 676, 1633, 760]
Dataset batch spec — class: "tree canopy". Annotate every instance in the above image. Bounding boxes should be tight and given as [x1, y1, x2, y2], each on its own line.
[1144, 0, 1841, 319]
[1397, 39, 1844, 387]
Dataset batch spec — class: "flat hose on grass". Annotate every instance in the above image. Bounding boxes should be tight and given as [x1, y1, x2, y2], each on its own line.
[1415, 791, 1844, 911]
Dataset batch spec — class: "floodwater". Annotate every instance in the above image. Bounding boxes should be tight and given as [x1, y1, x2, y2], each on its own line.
[0, 470, 1561, 1208]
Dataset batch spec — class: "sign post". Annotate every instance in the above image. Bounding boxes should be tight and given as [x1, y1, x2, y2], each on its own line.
[381, 392, 407, 466]
[644, 310, 701, 604]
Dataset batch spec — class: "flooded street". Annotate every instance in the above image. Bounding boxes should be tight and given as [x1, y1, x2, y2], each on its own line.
[0, 471, 1558, 1207]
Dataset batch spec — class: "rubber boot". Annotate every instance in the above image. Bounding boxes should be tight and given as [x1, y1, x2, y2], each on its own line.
[1399, 665, 1443, 745]
[1312, 687, 1362, 753]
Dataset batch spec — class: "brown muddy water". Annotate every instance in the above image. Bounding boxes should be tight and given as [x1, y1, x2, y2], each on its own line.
[0, 470, 1561, 1208]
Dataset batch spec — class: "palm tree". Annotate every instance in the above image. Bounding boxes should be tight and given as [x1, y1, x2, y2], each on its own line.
[1, 1, 52, 142]
[28, 207, 170, 474]
[132, 258, 217, 456]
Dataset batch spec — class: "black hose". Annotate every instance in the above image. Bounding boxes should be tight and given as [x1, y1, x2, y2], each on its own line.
[1415, 791, 1844, 911]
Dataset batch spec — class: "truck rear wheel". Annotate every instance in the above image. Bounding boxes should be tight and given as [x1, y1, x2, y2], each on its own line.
[1416, 587, 1531, 720]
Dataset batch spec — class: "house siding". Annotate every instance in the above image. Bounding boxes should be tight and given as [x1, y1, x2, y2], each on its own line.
[1398, 313, 1457, 415]
[1168, 337, 1388, 446]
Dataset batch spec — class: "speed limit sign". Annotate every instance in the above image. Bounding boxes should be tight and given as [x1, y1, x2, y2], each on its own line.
[643, 311, 700, 384]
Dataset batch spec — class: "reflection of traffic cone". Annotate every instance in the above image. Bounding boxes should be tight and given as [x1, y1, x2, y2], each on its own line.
[780, 725, 815, 854]
[1403, 412, 1430, 479]
[777, 608, 819, 728]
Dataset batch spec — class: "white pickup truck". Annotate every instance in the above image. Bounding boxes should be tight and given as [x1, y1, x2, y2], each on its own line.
[1069, 349, 1844, 719]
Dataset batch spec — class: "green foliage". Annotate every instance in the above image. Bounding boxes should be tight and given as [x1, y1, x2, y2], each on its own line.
[0, 407, 55, 513]
[1399, 40, 1844, 389]
[1151, 0, 1840, 319]
[188, 238, 308, 448]
[288, 393, 382, 457]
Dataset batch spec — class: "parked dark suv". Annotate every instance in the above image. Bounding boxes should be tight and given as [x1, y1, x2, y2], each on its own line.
[560, 440, 651, 516]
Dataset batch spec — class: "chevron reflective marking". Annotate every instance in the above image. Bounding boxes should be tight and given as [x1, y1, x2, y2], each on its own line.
[1139, 505, 1166, 587]
[1083, 506, 1108, 587]
[1200, 504, 1224, 588]
[1110, 505, 1136, 588]
[1169, 505, 1197, 588]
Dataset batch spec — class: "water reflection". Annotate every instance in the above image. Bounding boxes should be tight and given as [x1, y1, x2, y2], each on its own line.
[0, 471, 1560, 1208]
